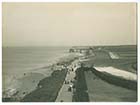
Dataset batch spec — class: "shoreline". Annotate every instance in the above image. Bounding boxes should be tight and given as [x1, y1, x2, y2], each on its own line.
[2, 54, 80, 102]
[21, 56, 79, 102]
[2, 45, 137, 102]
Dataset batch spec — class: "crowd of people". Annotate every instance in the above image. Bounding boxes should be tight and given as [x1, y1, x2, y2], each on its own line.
[64, 61, 80, 95]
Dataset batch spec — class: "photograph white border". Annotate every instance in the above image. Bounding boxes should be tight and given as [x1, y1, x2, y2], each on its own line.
[0, 0, 139, 105]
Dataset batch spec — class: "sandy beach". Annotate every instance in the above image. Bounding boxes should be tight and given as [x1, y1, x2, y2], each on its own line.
[2, 52, 83, 102]
[2, 46, 137, 102]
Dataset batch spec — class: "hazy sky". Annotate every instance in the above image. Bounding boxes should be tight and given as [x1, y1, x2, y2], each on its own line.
[2, 3, 136, 46]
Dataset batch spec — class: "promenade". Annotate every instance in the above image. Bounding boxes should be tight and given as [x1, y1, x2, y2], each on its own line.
[55, 60, 79, 102]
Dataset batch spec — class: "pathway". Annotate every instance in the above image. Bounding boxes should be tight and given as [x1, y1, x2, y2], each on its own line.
[55, 60, 79, 102]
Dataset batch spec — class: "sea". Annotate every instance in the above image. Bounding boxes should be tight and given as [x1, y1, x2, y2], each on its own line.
[2, 46, 71, 97]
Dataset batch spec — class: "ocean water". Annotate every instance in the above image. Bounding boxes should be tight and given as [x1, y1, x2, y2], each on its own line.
[2, 46, 70, 96]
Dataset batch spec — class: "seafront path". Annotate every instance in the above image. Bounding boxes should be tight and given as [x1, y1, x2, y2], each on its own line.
[55, 60, 79, 102]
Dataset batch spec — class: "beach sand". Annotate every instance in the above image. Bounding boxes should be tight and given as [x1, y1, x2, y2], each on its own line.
[2, 53, 83, 102]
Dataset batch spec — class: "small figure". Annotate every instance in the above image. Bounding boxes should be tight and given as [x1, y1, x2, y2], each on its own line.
[72, 84, 75, 89]
[71, 68, 73, 71]
[38, 85, 42, 88]
[64, 80, 69, 84]
[23, 92, 26, 94]
[60, 100, 64, 102]
[68, 87, 72, 92]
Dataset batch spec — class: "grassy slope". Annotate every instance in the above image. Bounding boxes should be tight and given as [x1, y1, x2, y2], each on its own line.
[85, 45, 137, 73]
[85, 70, 137, 102]
[21, 69, 67, 102]
[72, 67, 89, 102]
[2, 55, 78, 102]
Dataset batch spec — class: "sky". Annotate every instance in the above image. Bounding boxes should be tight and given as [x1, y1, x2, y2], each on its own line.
[2, 3, 137, 46]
